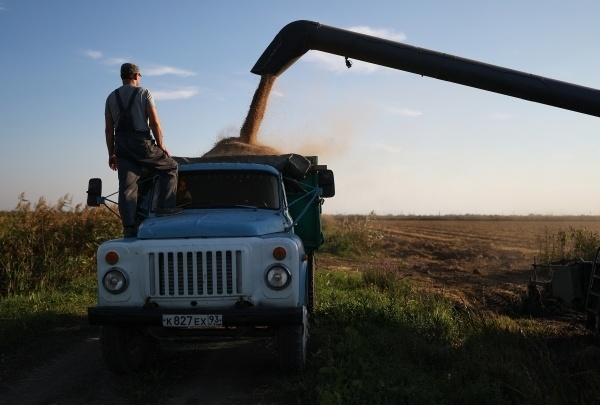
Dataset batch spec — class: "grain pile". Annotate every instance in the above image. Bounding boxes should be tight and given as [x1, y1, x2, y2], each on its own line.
[203, 75, 280, 157]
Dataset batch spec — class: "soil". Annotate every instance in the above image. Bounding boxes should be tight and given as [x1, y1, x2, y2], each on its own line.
[1, 218, 599, 404]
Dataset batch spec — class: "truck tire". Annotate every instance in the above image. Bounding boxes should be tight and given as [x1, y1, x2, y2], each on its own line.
[100, 325, 155, 375]
[307, 253, 316, 313]
[277, 305, 308, 373]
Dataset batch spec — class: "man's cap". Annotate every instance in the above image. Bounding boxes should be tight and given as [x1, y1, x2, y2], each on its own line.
[120, 63, 141, 77]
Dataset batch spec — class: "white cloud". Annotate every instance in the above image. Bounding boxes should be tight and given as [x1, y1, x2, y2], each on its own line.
[87, 52, 196, 78]
[152, 87, 199, 101]
[144, 65, 196, 77]
[106, 57, 127, 66]
[302, 52, 380, 74]
[347, 26, 407, 43]
[387, 107, 424, 117]
[85, 50, 103, 59]
[0, 3, 6, 12]
[301, 25, 407, 75]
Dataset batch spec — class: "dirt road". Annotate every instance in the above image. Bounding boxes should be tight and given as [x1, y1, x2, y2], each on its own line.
[0, 326, 285, 404]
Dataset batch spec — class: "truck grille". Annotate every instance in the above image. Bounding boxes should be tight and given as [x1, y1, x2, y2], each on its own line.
[147, 250, 243, 297]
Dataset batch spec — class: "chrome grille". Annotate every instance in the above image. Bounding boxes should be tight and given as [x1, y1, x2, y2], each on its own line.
[148, 250, 242, 297]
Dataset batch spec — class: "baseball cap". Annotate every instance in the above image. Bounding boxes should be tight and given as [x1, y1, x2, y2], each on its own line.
[120, 63, 141, 78]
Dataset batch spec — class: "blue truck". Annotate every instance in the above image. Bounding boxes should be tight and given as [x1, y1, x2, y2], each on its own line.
[87, 154, 335, 374]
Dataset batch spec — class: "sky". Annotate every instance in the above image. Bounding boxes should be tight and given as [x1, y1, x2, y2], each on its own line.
[2, 1, 600, 216]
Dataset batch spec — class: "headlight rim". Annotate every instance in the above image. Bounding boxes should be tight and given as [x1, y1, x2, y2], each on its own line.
[102, 268, 129, 294]
[264, 265, 292, 290]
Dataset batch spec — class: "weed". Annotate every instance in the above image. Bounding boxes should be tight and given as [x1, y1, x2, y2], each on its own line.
[320, 213, 383, 257]
[0, 195, 121, 296]
[539, 225, 600, 262]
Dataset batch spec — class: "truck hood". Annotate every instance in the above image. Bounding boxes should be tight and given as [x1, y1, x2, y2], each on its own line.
[137, 209, 289, 239]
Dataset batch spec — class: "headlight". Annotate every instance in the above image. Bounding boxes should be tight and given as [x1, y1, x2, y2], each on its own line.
[102, 269, 128, 294]
[265, 265, 291, 290]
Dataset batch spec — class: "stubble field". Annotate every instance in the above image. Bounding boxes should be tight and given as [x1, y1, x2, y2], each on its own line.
[321, 217, 600, 342]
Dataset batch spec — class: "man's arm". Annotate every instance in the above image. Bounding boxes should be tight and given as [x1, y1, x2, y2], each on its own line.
[105, 113, 117, 171]
[147, 106, 170, 157]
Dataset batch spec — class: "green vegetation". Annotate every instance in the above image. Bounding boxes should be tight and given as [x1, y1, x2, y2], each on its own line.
[0, 195, 121, 297]
[0, 195, 119, 351]
[286, 269, 600, 404]
[320, 212, 384, 257]
[0, 275, 96, 348]
[539, 225, 600, 262]
[1, 209, 599, 404]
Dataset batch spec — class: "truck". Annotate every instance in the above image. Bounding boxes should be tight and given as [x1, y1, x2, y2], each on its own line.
[87, 154, 335, 374]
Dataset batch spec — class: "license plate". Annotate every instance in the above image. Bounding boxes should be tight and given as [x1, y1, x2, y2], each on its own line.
[162, 314, 223, 328]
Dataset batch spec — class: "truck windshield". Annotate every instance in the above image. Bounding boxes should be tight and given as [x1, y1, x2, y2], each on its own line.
[177, 170, 280, 210]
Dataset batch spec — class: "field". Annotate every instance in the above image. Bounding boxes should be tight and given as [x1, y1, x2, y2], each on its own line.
[323, 216, 600, 338]
[354, 217, 600, 310]
[1, 214, 600, 403]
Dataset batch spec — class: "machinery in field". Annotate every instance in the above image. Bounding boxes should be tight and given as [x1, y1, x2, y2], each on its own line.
[250, 20, 600, 329]
[528, 255, 600, 329]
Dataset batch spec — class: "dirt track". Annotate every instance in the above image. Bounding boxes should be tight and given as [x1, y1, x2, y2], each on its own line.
[1, 218, 599, 404]
[0, 326, 284, 404]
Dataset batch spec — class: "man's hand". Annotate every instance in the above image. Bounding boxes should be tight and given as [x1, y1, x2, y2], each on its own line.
[109, 155, 118, 171]
[160, 146, 171, 157]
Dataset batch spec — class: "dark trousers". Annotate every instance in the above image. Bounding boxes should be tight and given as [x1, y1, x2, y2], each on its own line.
[115, 132, 178, 228]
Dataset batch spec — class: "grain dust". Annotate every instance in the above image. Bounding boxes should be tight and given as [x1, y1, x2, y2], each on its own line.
[203, 75, 279, 157]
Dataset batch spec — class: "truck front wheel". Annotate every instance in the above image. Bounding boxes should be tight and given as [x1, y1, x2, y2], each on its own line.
[100, 325, 156, 375]
[277, 305, 308, 373]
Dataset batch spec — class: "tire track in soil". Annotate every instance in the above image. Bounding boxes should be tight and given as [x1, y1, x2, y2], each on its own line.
[0, 335, 115, 405]
[0, 333, 286, 405]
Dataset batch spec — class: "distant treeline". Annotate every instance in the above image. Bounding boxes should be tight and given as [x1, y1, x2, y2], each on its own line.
[325, 213, 600, 222]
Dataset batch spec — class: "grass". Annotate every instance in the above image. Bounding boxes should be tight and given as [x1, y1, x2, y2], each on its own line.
[283, 269, 600, 404]
[539, 225, 600, 262]
[0, 275, 96, 349]
[1, 209, 600, 403]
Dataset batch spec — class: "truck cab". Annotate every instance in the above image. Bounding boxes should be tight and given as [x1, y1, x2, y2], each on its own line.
[87, 154, 334, 374]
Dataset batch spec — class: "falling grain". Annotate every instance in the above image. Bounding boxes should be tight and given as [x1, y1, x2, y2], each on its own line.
[203, 74, 279, 157]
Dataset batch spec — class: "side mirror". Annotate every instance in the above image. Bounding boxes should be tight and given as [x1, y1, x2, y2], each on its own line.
[318, 170, 335, 198]
[87, 178, 103, 207]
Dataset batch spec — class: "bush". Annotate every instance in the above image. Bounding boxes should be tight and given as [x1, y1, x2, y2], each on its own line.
[320, 212, 383, 257]
[539, 226, 600, 262]
[0, 195, 121, 297]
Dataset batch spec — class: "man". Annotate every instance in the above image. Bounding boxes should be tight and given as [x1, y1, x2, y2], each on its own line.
[105, 63, 181, 238]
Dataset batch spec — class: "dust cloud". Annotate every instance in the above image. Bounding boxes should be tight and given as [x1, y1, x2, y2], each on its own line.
[202, 75, 280, 157]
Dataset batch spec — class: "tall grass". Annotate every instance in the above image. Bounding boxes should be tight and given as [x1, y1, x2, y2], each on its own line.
[539, 225, 600, 262]
[0, 194, 121, 297]
[320, 213, 384, 257]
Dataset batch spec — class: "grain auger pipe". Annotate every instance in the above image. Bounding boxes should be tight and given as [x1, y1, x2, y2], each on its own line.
[251, 20, 600, 117]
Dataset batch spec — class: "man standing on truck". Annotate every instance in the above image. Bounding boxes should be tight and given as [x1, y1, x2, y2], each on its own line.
[104, 63, 181, 238]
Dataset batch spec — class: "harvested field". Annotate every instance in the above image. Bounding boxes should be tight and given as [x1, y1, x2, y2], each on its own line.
[320, 217, 600, 340]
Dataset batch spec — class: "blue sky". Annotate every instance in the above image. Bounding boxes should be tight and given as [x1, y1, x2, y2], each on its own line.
[2, 0, 600, 215]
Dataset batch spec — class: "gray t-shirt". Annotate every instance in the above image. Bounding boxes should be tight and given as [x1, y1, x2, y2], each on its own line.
[105, 85, 156, 132]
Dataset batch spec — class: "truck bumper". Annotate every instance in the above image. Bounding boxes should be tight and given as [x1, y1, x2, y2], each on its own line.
[88, 306, 304, 327]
